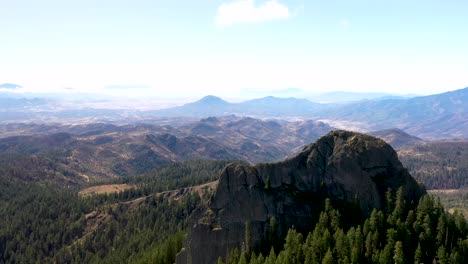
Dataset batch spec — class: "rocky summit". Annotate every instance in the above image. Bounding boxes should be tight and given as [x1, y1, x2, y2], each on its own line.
[176, 130, 425, 264]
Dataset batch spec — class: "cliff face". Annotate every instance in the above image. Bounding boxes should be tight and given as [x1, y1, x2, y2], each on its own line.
[176, 130, 425, 264]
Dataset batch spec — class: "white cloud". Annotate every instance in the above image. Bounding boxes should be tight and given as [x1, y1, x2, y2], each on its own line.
[215, 0, 290, 27]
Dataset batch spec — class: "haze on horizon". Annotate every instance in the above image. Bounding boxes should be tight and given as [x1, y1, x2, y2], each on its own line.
[1, 0, 467, 100]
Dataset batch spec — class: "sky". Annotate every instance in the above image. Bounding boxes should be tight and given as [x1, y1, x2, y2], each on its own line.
[1, 0, 467, 99]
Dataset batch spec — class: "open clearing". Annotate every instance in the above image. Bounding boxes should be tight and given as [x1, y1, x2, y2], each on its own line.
[428, 189, 465, 195]
[79, 184, 135, 196]
[429, 188, 468, 219]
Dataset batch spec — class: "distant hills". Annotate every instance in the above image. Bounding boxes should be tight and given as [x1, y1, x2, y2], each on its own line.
[3, 118, 462, 192]
[0, 116, 333, 186]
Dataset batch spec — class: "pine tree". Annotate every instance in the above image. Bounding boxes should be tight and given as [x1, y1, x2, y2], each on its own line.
[437, 245, 448, 264]
[393, 241, 404, 264]
[453, 210, 467, 234]
[405, 210, 416, 232]
[392, 187, 406, 221]
[413, 243, 422, 264]
[363, 219, 371, 237]
[379, 243, 393, 264]
[228, 248, 240, 264]
[436, 214, 447, 247]
[350, 246, 360, 264]
[364, 231, 374, 261]
[369, 209, 384, 233]
[422, 215, 433, 243]
[416, 196, 433, 222]
[303, 232, 316, 264]
[284, 229, 304, 264]
[218, 256, 225, 264]
[256, 253, 265, 264]
[385, 188, 394, 216]
[449, 250, 461, 264]
[320, 229, 332, 258]
[238, 252, 248, 264]
[276, 251, 288, 264]
[264, 247, 276, 264]
[249, 252, 258, 264]
[322, 248, 334, 264]
[269, 216, 278, 247]
[352, 226, 363, 262]
[333, 228, 349, 264]
[245, 221, 252, 255]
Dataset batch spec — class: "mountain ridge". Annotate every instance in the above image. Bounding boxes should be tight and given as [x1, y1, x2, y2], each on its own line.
[369, 128, 424, 149]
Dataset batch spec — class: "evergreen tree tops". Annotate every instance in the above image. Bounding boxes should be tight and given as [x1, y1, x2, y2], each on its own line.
[218, 188, 468, 264]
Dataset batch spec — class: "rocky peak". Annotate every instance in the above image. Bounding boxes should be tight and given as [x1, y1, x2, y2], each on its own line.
[176, 130, 425, 264]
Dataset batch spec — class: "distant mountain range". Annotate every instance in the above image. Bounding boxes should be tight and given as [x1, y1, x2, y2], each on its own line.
[150, 95, 327, 117]
[0, 87, 467, 138]
[308, 91, 416, 103]
[317, 88, 468, 138]
[0, 83, 22, 89]
[241, 88, 416, 103]
[149, 87, 468, 138]
[0, 97, 49, 109]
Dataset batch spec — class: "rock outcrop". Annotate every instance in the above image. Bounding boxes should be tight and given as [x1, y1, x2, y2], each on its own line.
[176, 130, 425, 264]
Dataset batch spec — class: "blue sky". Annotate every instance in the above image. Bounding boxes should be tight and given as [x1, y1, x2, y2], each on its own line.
[1, 0, 467, 99]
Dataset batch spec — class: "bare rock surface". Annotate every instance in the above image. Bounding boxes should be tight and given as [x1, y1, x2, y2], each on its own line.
[176, 130, 425, 264]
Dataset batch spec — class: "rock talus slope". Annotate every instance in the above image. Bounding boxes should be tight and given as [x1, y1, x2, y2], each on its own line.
[176, 130, 425, 264]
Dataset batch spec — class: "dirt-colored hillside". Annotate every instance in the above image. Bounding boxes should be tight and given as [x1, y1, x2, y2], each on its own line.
[0, 117, 334, 186]
[78, 184, 136, 196]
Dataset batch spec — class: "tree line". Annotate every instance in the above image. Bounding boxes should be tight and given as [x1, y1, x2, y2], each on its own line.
[219, 188, 468, 264]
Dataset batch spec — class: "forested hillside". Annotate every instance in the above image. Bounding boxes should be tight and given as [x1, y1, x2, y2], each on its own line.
[0, 160, 228, 263]
[398, 140, 468, 189]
